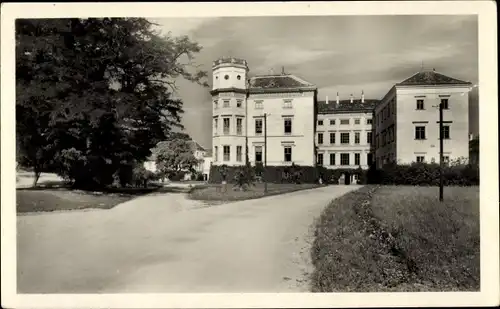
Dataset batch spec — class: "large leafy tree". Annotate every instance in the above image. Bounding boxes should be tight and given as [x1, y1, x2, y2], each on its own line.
[154, 139, 201, 179]
[16, 18, 208, 188]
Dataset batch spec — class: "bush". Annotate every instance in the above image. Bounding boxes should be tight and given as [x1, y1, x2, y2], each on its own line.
[168, 171, 186, 181]
[132, 164, 156, 188]
[367, 162, 479, 186]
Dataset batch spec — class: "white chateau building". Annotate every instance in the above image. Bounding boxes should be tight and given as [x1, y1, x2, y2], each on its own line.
[209, 57, 473, 175]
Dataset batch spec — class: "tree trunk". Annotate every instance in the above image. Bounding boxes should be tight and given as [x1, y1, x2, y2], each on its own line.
[33, 170, 41, 187]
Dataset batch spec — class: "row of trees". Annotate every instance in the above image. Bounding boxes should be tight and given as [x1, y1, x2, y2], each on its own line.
[16, 18, 208, 188]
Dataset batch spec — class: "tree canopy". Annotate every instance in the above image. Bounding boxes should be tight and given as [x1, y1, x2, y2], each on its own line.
[16, 18, 208, 188]
[154, 139, 201, 179]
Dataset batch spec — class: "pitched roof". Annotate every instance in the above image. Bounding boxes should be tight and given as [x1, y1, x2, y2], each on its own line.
[249, 74, 316, 91]
[317, 99, 379, 114]
[397, 70, 471, 86]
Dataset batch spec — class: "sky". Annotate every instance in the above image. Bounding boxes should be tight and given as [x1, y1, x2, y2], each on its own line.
[149, 15, 479, 149]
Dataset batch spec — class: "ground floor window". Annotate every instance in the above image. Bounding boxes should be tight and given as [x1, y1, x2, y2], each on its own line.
[367, 153, 373, 165]
[341, 153, 350, 166]
[329, 153, 335, 166]
[354, 153, 360, 166]
[255, 146, 262, 162]
[416, 155, 425, 163]
[284, 146, 292, 162]
[236, 146, 242, 162]
[317, 153, 324, 165]
[223, 145, 230, 161]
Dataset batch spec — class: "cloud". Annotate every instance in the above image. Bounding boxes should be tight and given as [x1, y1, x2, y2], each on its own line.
[152, 15, 479, 149]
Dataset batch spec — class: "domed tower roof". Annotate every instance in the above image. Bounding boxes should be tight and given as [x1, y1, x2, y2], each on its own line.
[212, 57, 249, 71]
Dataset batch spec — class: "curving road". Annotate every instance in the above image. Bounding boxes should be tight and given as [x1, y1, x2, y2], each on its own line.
[17, 185, 360, 293]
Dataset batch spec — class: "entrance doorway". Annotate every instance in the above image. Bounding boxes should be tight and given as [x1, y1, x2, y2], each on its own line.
[344, 172, 351, 185]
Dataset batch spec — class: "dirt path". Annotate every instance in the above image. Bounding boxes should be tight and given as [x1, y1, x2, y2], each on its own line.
[17, 185, 361, 293]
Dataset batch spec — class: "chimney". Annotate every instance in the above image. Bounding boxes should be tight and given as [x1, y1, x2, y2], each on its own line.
[361, 90, 365, 103]
[336, 92, 339, 105]
[326, 95, 329, 105]
[350, 94, 354, 103]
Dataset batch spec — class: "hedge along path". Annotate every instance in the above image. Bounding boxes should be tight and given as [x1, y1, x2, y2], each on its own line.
[310, 185, 427, 292]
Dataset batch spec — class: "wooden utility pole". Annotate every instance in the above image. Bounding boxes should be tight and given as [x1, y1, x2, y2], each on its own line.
[264, 113, 268, 193]
[439, 101, 444, 202]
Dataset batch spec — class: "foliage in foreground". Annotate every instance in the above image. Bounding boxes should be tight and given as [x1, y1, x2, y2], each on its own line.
[16, 18, 208, 189]
[311, 185, 479, 292]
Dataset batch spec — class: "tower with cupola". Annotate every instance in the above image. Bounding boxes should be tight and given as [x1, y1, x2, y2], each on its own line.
[210, 57, 249, 166]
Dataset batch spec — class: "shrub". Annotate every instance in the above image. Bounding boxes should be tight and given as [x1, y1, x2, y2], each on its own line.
[367, 162, 479, 186]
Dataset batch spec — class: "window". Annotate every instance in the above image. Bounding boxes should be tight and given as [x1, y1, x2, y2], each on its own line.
[367, 118, 372, 125]
[415, 126, 426, 140]
[236, 146, 242, 162]
[223, 100, 230, 108]
[284, 118, 292, 135]
[355, 153, 360, 166]
[341, 132, 350, 144]
[223, 118, 230, 135]
[255, 100, 263, 109]
[416, 99, 424, 110]
[213, 100, 219, 109]
[283, 99, 292, 109]
[441, 125, 450, 139]
[367, 131, 372, 144]
[329, 153, 336, 166]
[318, 120, 323, 126]
[354, 118, 360, 125]
[284, 147, 292, 162]
[341, 153, 350, 166]
[255, 146, 263, 162]
[330, 119, 335, 125]
[441, 98, 449, 109]
[214, 118, 218, 135]
[236, 118, 243, 135]
[255, 119, 263, 135]
[330, 132, 335, 144]
[224, 75, 229, 80]
[318, 133, 323, 144]
[317, 153, 324, 166]
[223, 145, 230, 161]
[367, 153, 373, 165]
[214, 146, 218, 162]
[355, 132, 360, 144]
[443, 156, 450, 164]
[416, 156, 425, 163]
[340, 119, 350, 125]
[236, 99, 242, 108]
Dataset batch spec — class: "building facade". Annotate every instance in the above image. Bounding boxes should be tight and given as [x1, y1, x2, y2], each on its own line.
[316, 93, 378, 171]
[374, 69, 472, 167]
[211, 57, 317, 167]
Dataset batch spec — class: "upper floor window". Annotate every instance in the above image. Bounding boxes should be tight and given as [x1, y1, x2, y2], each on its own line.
[283, 99, 293, 109]
[416, 99, 424, 110]
[236, 146, 242, 162]
[214, 146, 218, 162]
[213, 118, 218, 135]
[354, 153, 361, 166]
[330, 132, 335, 144]
[224, 75, 229, 80]
[236, 99, 243, 107]
[441, 125, 450, 139]
[223, 100, 230, 108]
[223, 118, 230, 135]
[330, 119, 336, 125]
[318, 133, 324, 145]
[284, 118, 292, 135]
[255, 146, 263, 162]
[213, 100, 218, 109]
[255, 118, 263, 135]
[340, 153, 350, 166]
[329, 153, 336, 166]
[367, 118, 372, 125]
[317, 120, 323, 126]
[354, 119, 360, 125]
[415, 126, 426, 140]
[236, 118, 243, 136]
[340, 119, 349, 125]
[341, 132, 350, 144]
[255, 100, 263, 109]
[354, 132, 360, 144]
[441, 98, 449, 109]
[367, 131, 373, 144]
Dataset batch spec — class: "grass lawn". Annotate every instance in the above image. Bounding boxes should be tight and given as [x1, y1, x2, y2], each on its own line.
[311, 185, 479, 292]
[17, 188, 154, 214]
[188, 182, 322, 203]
